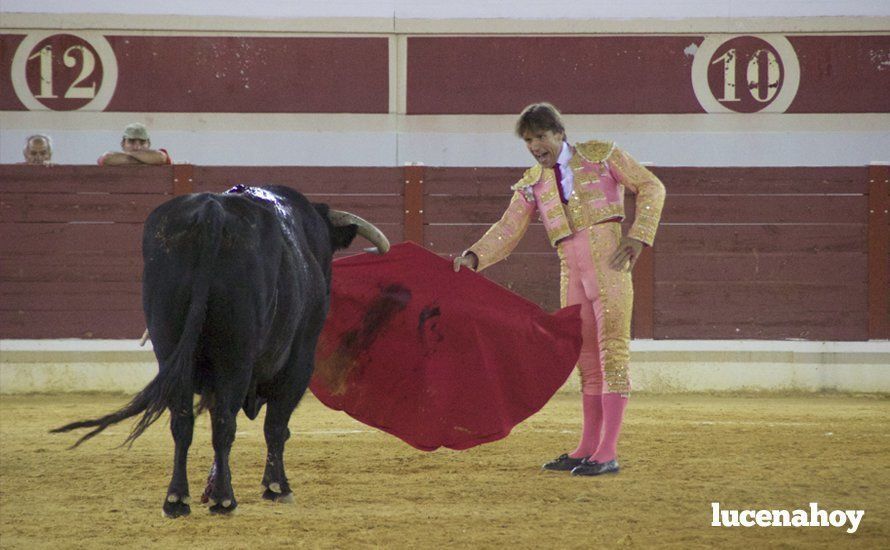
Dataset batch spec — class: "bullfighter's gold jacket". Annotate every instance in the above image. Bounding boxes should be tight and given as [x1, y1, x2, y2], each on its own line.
[468, 140, 666, 271]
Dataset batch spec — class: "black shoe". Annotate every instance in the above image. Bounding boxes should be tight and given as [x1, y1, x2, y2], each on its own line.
[542, 453, 588, 471]
[571, 458, 620, 476]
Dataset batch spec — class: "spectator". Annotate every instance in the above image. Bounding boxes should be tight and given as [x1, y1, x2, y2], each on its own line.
[23, 134, 53, 165]
[98, 123, 171, 166]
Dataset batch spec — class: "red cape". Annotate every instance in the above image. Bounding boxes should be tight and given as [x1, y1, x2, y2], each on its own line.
[310, 242, 582, 451]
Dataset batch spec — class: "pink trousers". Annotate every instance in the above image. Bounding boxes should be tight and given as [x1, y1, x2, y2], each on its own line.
[557, 223, 633, 395]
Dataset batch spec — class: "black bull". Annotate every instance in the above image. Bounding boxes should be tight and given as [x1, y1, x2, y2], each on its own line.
[52, 185, 389, 517]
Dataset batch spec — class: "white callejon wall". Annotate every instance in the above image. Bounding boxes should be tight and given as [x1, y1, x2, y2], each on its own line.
[3, 112, 888, 167]
[2, 340, 889, 394]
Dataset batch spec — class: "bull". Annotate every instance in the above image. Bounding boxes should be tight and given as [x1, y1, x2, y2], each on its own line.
[52, 185, 389, 517]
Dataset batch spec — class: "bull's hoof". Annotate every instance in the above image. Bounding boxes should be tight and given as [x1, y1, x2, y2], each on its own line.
[262, 488, 294, 503]
[208, 498, 238, 515]
[163, 494, 192, 518]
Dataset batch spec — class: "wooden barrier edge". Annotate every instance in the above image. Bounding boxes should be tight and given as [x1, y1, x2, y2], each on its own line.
[867, 164, 889, 340]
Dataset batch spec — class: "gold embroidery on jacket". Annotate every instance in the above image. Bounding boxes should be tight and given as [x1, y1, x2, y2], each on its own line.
[576, 186, 605, 202]
[550, 220, 572, 244]
[472, 141, 665, 272]
[541, 186, 558, 203]
[510, 164, 542, 203]
[575, 140, 615, 163]
[557, 245, 569, 309]
[545, 206, 564, 221]
[574, 173, 600, 187]
[467, 191, 533, 271]
[608, 147, 666, 246]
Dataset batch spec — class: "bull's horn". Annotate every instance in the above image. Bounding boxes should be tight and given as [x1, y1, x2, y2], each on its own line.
[328, 210, 390, 254]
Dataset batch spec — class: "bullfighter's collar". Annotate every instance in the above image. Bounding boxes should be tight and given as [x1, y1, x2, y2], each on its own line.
[510, 140, 615, 193]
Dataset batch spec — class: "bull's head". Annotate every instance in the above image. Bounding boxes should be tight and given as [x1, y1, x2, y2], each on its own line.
[327, 209, 390, 255]
[228, 185, 390, 256]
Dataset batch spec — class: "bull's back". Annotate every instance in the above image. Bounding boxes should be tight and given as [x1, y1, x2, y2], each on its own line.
[142, 192, 326, 378]
[143, 193, 282, 281]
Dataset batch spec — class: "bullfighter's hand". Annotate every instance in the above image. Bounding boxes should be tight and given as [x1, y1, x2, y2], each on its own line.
[453, 252, 479, 272]
[609, 237, 644, 272]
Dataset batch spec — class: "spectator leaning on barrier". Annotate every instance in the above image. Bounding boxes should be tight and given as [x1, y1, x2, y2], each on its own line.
[453, 102, 666, 477]
[23, 134, 53, 165]
[98, 123, 172, 166]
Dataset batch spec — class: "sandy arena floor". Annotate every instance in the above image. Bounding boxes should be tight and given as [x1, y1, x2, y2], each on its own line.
[1, 392, 888, 549]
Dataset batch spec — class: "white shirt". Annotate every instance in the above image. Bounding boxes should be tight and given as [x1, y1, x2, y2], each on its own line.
[555, 141, 574, 199]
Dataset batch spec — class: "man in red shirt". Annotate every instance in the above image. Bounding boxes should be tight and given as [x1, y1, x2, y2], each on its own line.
[98, 123, 171, 166]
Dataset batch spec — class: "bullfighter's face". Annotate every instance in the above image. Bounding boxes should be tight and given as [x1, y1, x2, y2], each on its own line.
[522, 128, 564, 169]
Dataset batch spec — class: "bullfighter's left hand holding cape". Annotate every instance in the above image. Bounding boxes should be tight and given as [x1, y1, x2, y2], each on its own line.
[310, 242, 582, 451]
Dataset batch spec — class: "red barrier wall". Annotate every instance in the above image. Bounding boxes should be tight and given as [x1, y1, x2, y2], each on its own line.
[0, 164, 885, 340]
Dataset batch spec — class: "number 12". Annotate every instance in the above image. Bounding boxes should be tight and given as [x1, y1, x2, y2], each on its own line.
[28, 44, 98, 99]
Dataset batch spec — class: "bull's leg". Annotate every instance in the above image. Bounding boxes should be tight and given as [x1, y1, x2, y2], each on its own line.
[163, 401, 194, 518]
[261, 395, 300, 503]
[205, 399, 241, 515]
[261, 330, 317, 504]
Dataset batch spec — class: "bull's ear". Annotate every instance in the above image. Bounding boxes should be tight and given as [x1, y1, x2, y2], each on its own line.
[326, 209, 390, 254]
[315, 203, 358, 250]
[313, 203, 330, 219]
[330, 224, 358, 251]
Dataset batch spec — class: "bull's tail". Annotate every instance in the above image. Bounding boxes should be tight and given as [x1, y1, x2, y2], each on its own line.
[50, 382, 161, 447]
[51, 198, 226, 448]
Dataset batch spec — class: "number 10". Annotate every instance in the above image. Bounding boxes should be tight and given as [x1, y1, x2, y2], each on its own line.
[711, 48, 780, 103]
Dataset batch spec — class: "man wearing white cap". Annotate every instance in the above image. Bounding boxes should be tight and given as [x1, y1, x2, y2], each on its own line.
[98, 123, 171, 166]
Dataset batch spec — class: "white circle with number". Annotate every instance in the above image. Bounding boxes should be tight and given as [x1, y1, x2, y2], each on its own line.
[11, 31, 118, 112]
[692, 34, 800, 114]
